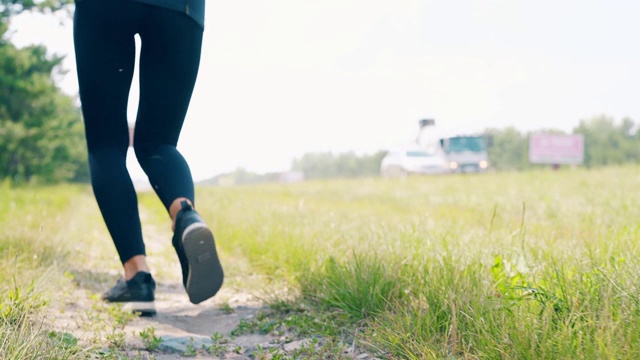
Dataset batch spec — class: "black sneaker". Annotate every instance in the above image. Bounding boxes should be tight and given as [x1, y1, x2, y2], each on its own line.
[102, 271, 156, 316]
[172, 201, 224, 304]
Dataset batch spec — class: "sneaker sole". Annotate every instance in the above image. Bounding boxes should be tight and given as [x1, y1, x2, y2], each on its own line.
[182, 223, 224, 304]
[121, 301, 157, 317]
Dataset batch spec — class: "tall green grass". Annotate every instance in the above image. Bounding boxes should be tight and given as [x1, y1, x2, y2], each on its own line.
[3, 166, 639, 358]
[195, 166, 640, 359]
[0, 182, 91, 359]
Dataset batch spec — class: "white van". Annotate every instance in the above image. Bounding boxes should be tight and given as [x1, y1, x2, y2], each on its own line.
[380, 145, 450, 178]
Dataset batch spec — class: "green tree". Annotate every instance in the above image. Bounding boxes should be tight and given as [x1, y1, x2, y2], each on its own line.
[0, 0, 87, 183]
[292, 150, 387, 179]
[1, 0, 72, 38]
[483, 127, 530, 170]
[1, 0, 71, 18]
[573, 115, 640, 167]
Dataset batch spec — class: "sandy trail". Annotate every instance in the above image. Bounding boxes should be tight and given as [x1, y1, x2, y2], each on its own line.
[48, 198, 374, 359]
[48, 201, 285, 359]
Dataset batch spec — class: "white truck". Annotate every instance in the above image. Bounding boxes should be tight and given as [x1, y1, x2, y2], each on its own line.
[440, 135, 490, 173]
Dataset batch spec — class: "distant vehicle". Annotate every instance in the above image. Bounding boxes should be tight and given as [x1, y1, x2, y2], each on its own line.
[416, 118, 442, 154]
[380, 146, 450, 178]
[440, 135, 490, 173]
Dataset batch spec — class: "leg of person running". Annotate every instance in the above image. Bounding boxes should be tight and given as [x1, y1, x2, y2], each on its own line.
[133, 7, 202, 214]
[133, 7, 223, 303]
[74, 0, 150, 279]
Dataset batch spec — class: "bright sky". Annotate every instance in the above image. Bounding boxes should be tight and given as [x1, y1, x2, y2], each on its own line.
[8, 0, 640, 180]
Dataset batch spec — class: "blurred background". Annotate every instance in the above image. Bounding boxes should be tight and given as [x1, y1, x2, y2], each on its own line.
[2, 0, 639, 185]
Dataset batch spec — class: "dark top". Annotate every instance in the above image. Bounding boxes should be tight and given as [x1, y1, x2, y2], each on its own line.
[133, 0, 205, 28]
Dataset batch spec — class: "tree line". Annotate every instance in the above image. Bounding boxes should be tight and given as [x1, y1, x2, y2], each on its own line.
[484, 115, 640, 171]
[289, 115, 640, 180]
[1, 0, 87, 184]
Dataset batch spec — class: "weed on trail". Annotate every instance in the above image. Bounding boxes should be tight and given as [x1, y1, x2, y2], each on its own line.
[0, 281, 87, 359]
[139, 326, 162, 352]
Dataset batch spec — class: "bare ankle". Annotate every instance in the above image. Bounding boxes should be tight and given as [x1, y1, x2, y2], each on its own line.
[170, 197, 193, 231]
[123, 255, 151, 280]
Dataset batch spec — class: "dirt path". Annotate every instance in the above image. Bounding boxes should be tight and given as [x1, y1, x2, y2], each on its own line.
[47, 197, 374, 359]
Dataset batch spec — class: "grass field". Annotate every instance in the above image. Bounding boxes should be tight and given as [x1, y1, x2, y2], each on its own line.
[2, 166, 640, 359]
[0, 182, 93, 359]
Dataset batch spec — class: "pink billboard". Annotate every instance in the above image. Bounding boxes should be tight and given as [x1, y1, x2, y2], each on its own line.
[529, 133, 584, 165]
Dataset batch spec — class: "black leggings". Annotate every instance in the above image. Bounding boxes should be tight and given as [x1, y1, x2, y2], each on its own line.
[74, 0, 203, 264]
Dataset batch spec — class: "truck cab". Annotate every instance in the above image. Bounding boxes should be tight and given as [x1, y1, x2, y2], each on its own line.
[441, 135, 489, 172]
